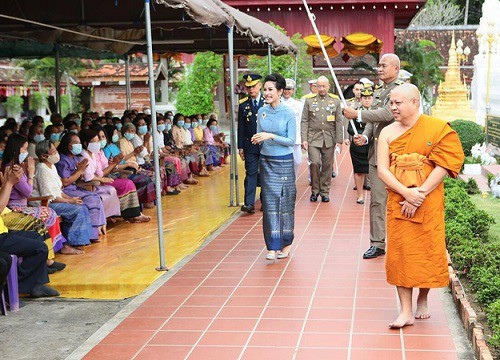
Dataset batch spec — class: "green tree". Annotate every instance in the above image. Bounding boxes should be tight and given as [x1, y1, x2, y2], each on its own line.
[13, 57, 85, 114]
[452, 0, 485, 24]
[175, 51, 223, 115]
[396, 39, 445, 104]
[247, 23, 313, 98]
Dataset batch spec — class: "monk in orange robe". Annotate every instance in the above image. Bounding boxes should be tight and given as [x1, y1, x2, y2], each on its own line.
[377, 84, 464, 328]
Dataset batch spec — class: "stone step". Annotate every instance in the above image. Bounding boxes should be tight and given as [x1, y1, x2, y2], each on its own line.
[482, 164, 500, 177]
[458, 173, 490, 192]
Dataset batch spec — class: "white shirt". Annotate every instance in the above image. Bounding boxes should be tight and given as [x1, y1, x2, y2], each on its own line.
[281, 96, 303, 145]
[32, 162, 64, 199]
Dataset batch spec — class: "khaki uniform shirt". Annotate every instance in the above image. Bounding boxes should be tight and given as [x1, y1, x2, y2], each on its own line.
[301, 93, 343, 148]
[360, 79, 404, 165]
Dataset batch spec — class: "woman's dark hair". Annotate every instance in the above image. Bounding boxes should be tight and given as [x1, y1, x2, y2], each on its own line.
[44, 124, 57, 140]
[90, 124, 103, 133]
[206, 119, 218, 127]
[2, 134, 28, 169]
[264, 73, 286, 91]
[64, 121, 78, 130]
[57, 132, 79, 156]
[102, 125, 116, 144]
[31, 116, 44, 126]
[173, 113, 184, 126]
[28, 123, 43, 143]
[79, 129, 99, 149]
[20, 120, 32, 136]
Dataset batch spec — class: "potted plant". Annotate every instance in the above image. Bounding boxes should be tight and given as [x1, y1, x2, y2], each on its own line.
[4, 95, 24, 120]
[28, 91, 46, 116]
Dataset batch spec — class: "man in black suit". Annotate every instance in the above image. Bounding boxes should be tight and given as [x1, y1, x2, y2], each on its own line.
[237, 74, 264, 214]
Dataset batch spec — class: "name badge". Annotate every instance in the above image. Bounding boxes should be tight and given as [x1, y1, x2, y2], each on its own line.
[327, 115, 335, 122]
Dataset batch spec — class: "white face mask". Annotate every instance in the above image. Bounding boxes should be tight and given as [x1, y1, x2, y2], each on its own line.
[47, 153, 60, 164]
[87, 142, 101, 154]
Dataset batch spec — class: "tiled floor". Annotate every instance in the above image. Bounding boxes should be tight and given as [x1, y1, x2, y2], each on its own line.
[83, 151, 464, 359]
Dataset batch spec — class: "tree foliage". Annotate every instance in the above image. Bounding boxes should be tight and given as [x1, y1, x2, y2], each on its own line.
[247, 23, 313, 98]
[396, 39, 445, 103]
[410, 0, 463, 27]
[452, 0, 485, 24]
[14, 57, 85, 87]
[175, 51, 223, 115]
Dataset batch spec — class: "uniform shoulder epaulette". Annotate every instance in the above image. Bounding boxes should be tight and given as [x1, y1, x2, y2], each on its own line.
[239, 96, 248, 104]
[395, 79, 405, 85]
[328, 93, 339, 99]
[346, 97, 354, 102]
[374, 84, 383, 90]
[303, 93, 317, 99]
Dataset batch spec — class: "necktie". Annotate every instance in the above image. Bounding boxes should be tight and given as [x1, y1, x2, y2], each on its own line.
[253, 99, 257, 109]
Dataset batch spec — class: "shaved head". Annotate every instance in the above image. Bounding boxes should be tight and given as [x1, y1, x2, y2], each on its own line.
[389, 84, 421, 124]
[381, 53, 400, 68]
[391, 83, 420, 104]
[378, 53, 400, 83]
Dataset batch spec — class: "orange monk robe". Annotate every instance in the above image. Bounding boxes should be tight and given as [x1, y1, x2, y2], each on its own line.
[385, 115, 464, 289]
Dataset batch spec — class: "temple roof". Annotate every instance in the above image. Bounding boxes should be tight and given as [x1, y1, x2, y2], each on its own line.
[223, 0, 426, 28]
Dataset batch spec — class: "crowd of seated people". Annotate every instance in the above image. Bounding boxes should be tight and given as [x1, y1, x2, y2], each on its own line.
[0, 109, 229, 300]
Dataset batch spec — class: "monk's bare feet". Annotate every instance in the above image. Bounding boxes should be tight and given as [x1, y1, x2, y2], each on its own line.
[389, 312, 414, 329]
[60, 244, 84, 255]
[415, 299, 430, 319]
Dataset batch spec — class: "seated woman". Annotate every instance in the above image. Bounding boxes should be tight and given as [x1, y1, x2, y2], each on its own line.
[32, 140, 93, 248]
[79, 129, 121, 223]
[94, 128, 150, 222]
[44, 124, 62, 147]
[171, 114, 197, 185]
[119, 123, 181, 195]
[27, 123, 46, 159]
[102, 125, 156, 206]
[1, 134, 78, 256]
[55, 133, 106, 240]
[0, 165, 59, 298]
[203, 119, 222, 168]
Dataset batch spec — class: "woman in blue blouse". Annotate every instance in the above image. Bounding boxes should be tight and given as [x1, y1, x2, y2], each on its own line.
[251, 73, 296, 261]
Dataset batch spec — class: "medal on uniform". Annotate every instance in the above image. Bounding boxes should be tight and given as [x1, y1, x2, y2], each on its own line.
[248, 112, 252, 116]
[326, 106, 330, 111]
[315, 108, 319, 112]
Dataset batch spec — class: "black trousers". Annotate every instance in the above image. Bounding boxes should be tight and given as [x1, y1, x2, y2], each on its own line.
[0, 251, 12, 288]
[0, 231, 48, 293]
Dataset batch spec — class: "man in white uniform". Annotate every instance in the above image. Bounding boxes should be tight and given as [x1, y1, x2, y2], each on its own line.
[281, 78, 304, 177]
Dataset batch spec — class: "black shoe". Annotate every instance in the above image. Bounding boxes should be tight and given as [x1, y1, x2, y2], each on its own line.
[363, 246, 386, 259]
[363, 185, 371, 191]
[30, 284, 60, 298]
[47, 266, 57, 275]
[353, 186, 357, 190]
[332, 172, 337, 178]
[48, 261, 66, 271]
[310, 194, 318, 202]
[241, 205, 255, 214]
[321, 195, 330, 202]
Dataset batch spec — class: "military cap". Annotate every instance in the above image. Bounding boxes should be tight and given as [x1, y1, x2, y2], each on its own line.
[308, 79, 317, 85]
[398, 69, 413, 82]
[244, 74, 262, 87]
[285, 78, 296, 89]
[361, 88, 374, 97]
[359, 77, 374, 87]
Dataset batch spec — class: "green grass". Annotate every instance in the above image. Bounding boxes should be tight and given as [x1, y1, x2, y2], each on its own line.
[471, 194, 500, 243]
